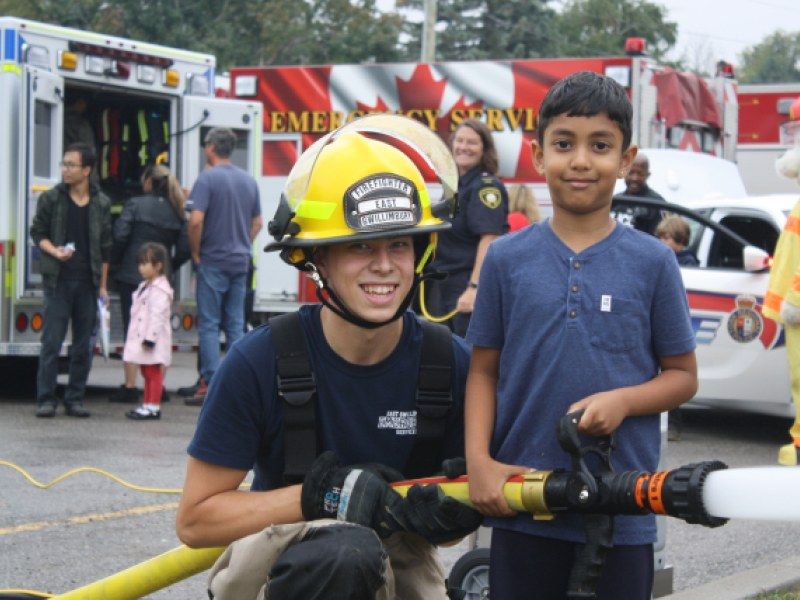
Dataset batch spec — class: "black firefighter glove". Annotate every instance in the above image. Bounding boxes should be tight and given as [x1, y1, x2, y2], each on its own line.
[301, 451, 408, 538]
[399, 483, 484, 546]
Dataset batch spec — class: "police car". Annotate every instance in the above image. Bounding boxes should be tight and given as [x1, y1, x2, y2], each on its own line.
[612, 193, 797, 418]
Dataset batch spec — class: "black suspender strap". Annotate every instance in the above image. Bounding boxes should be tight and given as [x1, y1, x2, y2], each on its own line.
[269, 312, 454, 483]
[269, 313, 318, 485]
[404, 319, 454, 478]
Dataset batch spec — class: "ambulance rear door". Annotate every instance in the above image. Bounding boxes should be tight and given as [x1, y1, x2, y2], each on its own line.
[21, 65, 64, 294]
[177, 95, 261, 305]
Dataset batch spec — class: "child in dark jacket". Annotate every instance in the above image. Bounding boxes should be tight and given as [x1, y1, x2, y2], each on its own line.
[656, 215, 699, 266]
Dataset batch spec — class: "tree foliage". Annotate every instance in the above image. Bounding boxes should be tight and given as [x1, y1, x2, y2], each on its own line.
[399, 0, 560, 61]
[0, 0, 405, 69]
[557, 0, 677, 61]
[738, 31, 800, 84]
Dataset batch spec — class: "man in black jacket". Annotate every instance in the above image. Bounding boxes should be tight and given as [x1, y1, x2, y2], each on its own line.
[613, 153, 667, 235]
[30, 142, 112, 418]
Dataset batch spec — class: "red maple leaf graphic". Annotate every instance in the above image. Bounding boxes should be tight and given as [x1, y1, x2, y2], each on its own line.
[395, 65, 483, 138]
[356, 97, 390, 113]
[396, 65, 447, 113]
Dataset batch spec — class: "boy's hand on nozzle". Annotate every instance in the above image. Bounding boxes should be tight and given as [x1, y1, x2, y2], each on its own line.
[467, 455, 531, 518]
[568, 390, 629, 436]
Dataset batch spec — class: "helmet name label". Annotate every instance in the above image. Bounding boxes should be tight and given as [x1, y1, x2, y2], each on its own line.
[345, 173, 421, 233]
[358, 197, 412, 213]
[350, 176, 412, 201]
[360, 211, 415, 228]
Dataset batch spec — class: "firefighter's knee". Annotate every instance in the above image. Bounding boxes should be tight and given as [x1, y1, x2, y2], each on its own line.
[268, 524, 386, 600]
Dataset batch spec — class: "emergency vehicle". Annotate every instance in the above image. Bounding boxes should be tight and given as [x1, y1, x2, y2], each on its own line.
[613, 149, 796, 419]
[228, 38, 739, 316]
[0, 17, 261, 375]
[737, 82, 800, 195]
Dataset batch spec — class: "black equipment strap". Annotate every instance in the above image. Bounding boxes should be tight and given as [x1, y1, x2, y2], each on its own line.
[404, 319, 454, 477]
[270, 312, 318, 484]
[270, 313, 454, 483]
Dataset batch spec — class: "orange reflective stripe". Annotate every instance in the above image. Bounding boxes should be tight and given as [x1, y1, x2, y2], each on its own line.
[786, 215, 800, 235]
[764, 290, 784, 313]
[793, 274, 800, 293]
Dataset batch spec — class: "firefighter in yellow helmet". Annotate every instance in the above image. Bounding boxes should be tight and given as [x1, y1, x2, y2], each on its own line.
[765, 122, 800, 466]
[177, 115, 482, 599]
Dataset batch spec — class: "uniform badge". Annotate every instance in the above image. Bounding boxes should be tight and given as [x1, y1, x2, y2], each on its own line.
[478, 186, 502, 209]
[726, 295, 763, 343]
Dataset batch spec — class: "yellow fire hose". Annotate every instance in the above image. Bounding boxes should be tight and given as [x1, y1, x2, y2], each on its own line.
[51, 546, 224, 600]
[40, 474, 574, 599]
[12, 458, 797, 599]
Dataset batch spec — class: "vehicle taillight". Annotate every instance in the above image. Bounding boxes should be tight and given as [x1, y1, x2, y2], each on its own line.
[15, 313, 28, 332]
[182, 314, 194, 331]
[31, 313, 43, 332]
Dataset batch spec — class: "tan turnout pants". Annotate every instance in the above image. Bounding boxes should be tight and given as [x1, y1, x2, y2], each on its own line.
[208, 519, 448, 600]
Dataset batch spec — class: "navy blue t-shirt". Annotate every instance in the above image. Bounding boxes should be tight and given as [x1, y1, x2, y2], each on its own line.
[433, 166, 508, 274]
[467, 220, 696, 545]
[187, 164, 261, 274]
[188, 305, 471, 490]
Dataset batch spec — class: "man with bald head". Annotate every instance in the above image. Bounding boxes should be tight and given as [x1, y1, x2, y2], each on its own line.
[613, 153, 666, 235]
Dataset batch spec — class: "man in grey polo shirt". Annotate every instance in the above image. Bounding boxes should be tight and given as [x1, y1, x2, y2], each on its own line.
[186, 128, 263, 405]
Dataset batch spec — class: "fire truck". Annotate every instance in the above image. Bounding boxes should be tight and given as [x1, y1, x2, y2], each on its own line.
[737, 82, 800, 194]
[228, 39, 739, 317]
[0, 17, 261, 375]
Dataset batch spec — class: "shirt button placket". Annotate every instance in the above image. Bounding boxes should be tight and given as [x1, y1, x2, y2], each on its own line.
[568, 258, 582, 322]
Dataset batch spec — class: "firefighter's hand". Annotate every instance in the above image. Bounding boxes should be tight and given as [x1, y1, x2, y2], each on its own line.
[781, 300, 800, 326]
[301, 451, 406, 538]
[467, 455, 530, 518]
[397, 484, 483, 545]
[568, 391, 628, 436]
[456, 287, 476, 313]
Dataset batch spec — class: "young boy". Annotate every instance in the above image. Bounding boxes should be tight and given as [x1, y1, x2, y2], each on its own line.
[465, 71, 698, 599]
[656, 215, 699, 266]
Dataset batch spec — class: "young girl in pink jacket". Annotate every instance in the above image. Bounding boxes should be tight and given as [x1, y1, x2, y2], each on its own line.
[123, 242, 173, 420]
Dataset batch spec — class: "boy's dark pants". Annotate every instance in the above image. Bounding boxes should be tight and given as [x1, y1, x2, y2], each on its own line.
[489, 528, 654, 600]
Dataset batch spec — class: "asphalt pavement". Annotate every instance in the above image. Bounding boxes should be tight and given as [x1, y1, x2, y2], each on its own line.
[1, 352, 799, 599]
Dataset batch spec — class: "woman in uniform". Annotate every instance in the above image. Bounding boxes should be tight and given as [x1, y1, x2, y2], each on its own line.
[426, 119, 508, 337]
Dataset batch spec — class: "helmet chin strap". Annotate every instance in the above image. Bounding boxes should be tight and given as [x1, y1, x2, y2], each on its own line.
[306, 261, 440, 330]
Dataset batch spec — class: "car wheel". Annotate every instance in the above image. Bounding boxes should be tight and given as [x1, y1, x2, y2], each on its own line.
[447, 547, 490, 600]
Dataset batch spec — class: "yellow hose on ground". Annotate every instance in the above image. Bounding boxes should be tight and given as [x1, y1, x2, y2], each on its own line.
[51, 545, 225, 600]
[0, 460, 182, 494]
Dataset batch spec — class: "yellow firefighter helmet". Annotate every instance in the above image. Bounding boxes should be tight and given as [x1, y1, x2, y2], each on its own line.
[266, 114, 457, 273]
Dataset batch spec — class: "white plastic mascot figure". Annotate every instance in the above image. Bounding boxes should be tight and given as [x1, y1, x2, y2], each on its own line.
[764, 100, 800, 466]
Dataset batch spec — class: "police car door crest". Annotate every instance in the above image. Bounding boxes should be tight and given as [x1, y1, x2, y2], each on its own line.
[726, 295, 763, 343]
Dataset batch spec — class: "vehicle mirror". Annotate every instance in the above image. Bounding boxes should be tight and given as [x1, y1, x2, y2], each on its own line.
[743, 245, 770, 272]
